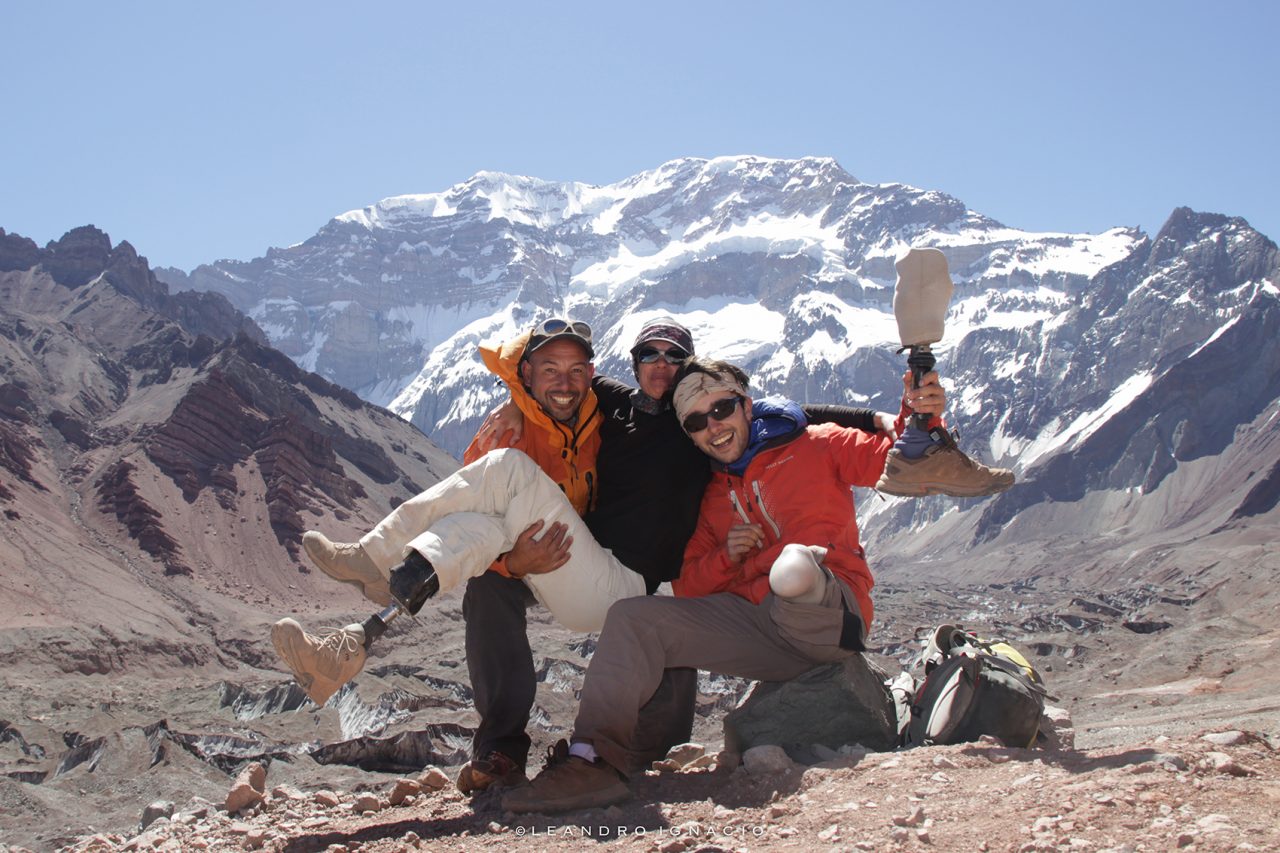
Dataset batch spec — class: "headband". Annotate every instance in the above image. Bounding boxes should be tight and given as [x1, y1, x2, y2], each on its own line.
[673, 372, 748, 426]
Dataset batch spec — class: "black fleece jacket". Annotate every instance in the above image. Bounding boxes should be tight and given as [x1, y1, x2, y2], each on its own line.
[583, 376, 877, 594]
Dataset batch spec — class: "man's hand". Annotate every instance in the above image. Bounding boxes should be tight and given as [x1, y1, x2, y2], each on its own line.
[475, 400, 524, 452]
[901, 369, 946, 417]
[724, 523, 765, 564]
[873, 410, 899, 440]
[505, 520, 572, 578]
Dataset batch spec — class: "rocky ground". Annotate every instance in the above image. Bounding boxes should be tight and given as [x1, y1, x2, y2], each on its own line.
[2, 566, 1278, 853]
[46, 729, 1280, 853]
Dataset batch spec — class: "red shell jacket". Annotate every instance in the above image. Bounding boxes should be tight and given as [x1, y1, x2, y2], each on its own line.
[674, 404, 926, 628]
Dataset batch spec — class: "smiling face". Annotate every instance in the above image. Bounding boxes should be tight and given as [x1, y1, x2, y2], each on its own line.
[684, 390, 752, 465]
[635, 342, 687, 400]
[520, 338, 594, 423]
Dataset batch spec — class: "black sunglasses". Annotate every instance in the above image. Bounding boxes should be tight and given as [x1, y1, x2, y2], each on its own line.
[636, 346, 690, 365]
[682, 395, 744, 434]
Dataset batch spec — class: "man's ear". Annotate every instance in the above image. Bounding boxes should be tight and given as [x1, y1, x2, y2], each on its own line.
[519, 359, 532, 386]
[743, 396, 753, 420]
[586, 364, 595, 380]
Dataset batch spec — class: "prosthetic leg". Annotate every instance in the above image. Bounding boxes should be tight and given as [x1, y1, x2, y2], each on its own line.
[270, 548, 440, 706]
[875, 247, 1015, 498]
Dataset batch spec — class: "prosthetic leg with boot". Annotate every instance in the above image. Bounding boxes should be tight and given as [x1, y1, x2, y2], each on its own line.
[271, 549, 441, 706]
[875, 247, 1015, 498]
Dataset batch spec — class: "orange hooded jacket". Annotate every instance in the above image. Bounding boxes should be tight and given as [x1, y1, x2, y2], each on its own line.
[462, 329, 603, 517]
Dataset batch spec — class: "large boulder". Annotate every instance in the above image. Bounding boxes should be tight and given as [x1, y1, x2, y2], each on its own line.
[723, 655, 899, 762]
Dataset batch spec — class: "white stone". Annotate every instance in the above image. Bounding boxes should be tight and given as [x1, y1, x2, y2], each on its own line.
[742, 745, 796, 776]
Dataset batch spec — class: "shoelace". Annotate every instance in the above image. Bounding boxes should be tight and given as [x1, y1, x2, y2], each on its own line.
[318, 628, 361, 656]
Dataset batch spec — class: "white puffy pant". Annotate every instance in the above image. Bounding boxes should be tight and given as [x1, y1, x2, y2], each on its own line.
[358, 449, 646, 633]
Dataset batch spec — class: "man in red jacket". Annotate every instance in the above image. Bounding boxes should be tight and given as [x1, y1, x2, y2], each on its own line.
[503, 355, 950, 814]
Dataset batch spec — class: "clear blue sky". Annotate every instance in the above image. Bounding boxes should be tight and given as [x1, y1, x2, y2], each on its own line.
[2, 1, 1276, 271]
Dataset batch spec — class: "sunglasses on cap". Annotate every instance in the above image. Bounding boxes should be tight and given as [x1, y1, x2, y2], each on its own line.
[636, 346, 690, 365]
[534, 317, 593, 342]
[682, 395, 744, 434]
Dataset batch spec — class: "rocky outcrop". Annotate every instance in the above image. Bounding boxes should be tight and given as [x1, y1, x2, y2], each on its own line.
[41, 225, 113, 288]
[95, 460, 188, 575]
[309, 725, 471, 773]
[0, 383, 44, 498]
[722, 655, 900, 760]
[166, 289, 267, 345]
[0, 228, 42, 272]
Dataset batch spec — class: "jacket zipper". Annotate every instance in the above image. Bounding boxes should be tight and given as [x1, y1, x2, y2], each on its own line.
[751, 480, 782, 539]
[728, 487, 752, 525]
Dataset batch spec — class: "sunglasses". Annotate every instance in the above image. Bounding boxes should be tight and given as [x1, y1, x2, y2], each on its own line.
[534, 317, 593, 342]
[682, 395, 744, 434]
[636, 346, 690, 365]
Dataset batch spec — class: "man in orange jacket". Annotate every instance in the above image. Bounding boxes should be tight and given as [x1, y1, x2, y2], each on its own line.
[503, 355, 955, 813]
[270, 319, 645, 702]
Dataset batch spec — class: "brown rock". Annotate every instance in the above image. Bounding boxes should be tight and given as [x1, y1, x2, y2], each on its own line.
[388, 778, 423, 806]
[418, 766, 449, 791]
[353, 793, 382, 813]
[313, 790, 341, 808]
[664, 742, 706, 766]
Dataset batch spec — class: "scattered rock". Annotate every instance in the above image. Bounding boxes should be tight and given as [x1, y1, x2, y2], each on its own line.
[665, 742, 706, 766]
[1201, 730, 1249, 747]
[353, 793, 382, 813]
[742, 744, 797, 776]
[1204, 751, 1255, 776]
[419, 766, 450, 790]
[271, 784, 307, 801]
[225, 762, 267, 813]
[894, 806, 926, 827]
[139, 800, 174, 831]
[1040, 704, 1075, 750]
[388, 778, 423, 805]
[313, 790, 341, 808]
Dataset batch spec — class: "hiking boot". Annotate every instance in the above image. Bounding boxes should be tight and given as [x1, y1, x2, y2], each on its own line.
[877, 428, 1015, 498]
[301, 531, 392, 607]
[270, 618, 367, 706]
[456, 750, 527, 794]
[501, 740, 629, 814]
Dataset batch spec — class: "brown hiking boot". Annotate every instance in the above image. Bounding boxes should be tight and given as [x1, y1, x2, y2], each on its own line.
[877, 428, 1015, 498]
[270, 618, 367, 706]
[501, 740, 629, 814]
[456, 750, 527, 794]
[301, 531, 392, 607]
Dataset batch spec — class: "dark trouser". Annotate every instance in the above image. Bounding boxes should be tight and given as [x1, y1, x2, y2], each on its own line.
[464, 571, 538, 766]
[463, 570, 696, 771]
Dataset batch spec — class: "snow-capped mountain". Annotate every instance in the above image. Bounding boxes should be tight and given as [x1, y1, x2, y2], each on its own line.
[164, 156, 1280, 573]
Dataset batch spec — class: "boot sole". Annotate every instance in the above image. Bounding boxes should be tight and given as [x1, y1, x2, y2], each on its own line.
[502, 783, 629, 814]
[302, 540, 393, 607]
[877, 480, 1014, 498]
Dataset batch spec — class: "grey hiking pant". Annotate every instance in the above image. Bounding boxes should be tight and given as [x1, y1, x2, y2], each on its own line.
[573, 571, 858, 774]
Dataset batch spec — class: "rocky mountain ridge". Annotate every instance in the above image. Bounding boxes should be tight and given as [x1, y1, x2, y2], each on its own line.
[0, 224, 457, 671]
[161, 158, 1280, 586]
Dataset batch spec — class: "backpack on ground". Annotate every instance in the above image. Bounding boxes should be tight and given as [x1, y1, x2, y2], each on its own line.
[901, 624, 1049, 749]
